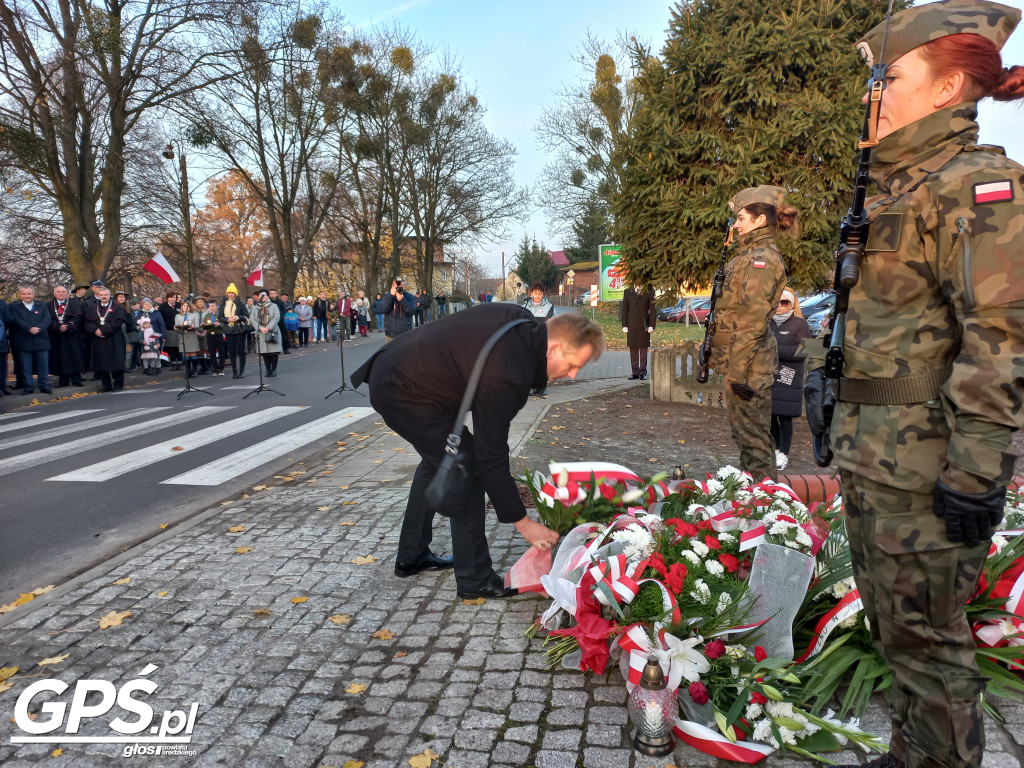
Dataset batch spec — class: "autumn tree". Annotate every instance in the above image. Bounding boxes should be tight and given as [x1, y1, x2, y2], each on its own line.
[193, 4, 350, 296]
[613, 0, 905, 291]
[400, 66, 528, 294]
[0, 0, 244, 287]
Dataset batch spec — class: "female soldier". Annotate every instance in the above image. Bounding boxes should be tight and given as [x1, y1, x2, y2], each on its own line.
[710, 185, 796, 482]
[833, 4, 1024, 768]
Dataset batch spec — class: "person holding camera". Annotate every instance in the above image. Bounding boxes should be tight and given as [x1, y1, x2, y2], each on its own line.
[380, 278, 416, 342]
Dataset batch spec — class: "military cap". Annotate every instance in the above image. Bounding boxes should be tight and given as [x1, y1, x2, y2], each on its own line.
[856, 0, 1020, 67]
[728, 185, 786, 212]
[90, 280, 104, 287]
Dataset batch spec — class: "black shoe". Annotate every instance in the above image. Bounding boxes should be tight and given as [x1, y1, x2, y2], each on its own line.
[395, 552, 455, 578]
[40, 388, 52, 394]
[283, 350, 291, 355]
[457, 574, 518, 600]
[72, 380, 84, 386]
[22, 388, 33, 395]
[101, 386, 114, 393]
[639, 373, 647, 380]
[267, 370, 276, 377]
[628, 374, 640, 380]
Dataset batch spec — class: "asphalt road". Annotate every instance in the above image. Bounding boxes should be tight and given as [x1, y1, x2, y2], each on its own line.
[0, 330, 384, 605]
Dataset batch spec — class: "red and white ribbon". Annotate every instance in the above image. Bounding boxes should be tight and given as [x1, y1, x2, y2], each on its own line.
[588, 554, 646, 608]
[617, 623, 667, 689]
[795, 589, 863, 662]
[549, 461, 641, 485]
[740, 526, 766, 551]
[540, 479, 586, 507]
[672, 719, 775, 763]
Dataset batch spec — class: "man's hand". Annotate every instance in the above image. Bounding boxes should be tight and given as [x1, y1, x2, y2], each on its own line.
[29, 327, 40, 335]
[646, 327, 653, 333]
[934, 479, 1005, 547]
[730, 381, 756, 401]
[94, 329, 103, 337]
[59, 324, 68, 332]
[622, 327, 628, 333]
[514, 517, 559, 551]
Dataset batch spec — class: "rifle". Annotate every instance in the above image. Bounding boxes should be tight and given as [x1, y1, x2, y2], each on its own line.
[808, 0, 894, 467]
[696, 219, 735, 384]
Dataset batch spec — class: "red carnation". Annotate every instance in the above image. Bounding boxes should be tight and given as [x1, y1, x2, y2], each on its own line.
[750, 691, 768, 705]
[665, 563, 688, 594]
[647, 553, 669, 580]
[688, 681, 710, 705]
[754, 646, 768, 662]
[718, 553, 738, 573]
[704, 534, 722, 551]
[704, 639, 726, 660]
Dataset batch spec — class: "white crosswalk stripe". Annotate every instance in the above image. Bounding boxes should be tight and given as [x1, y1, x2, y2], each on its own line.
[0, 412, 31, 424]
[0, 408, 105, 435]
[162, 407, 375, 486]
[47, 406, 305, 483]
[1, 408, 169, 451]
[0, 406, 230, 477]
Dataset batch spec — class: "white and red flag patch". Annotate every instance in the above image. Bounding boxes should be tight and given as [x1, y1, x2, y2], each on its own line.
[973, 180, 1014, 204]
[752, 260, 766, 269]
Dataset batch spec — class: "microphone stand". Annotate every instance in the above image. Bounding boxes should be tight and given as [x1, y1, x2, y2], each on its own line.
[325, 329, 364, 399]
[244, 327, 285, 399]
[175, 325, 212, 401]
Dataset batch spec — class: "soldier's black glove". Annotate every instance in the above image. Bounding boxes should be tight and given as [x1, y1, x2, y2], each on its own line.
[730, 381, 756, 401]
[933, 479, 1005, 547]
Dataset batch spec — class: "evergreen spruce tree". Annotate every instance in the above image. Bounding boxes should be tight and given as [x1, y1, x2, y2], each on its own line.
[565, 195, 612, 264]
[513, 235, 558, 288]
[613, 0, 905, 291]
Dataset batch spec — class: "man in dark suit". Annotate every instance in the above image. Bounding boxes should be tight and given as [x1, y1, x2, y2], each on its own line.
[351, 303, 605, 599]
[8, 286, 53, 394]
[48, 285, 86, 387]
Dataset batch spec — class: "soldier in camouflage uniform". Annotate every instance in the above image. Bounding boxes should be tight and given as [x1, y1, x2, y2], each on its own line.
[831, 3, 1024, 767]
[710, 185, 795, 482]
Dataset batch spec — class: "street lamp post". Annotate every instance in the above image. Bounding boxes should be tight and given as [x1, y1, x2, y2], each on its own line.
[162, 142, 198, 294]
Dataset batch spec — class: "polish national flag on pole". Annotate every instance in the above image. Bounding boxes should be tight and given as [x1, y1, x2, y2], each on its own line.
[246, 265, 264, 287]
[142, 252, 181, 284]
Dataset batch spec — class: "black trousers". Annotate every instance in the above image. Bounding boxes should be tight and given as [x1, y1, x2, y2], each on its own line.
[770, 414, 794, 455]
[629, 347, 649, 376]
[369, 363, 494, 589]
[207, 334, 227, 371]
[98, 370, 125, 391]
[225, 334, 247, 371]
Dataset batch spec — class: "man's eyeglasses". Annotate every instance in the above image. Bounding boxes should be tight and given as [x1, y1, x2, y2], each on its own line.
[779, 299, 792, 307]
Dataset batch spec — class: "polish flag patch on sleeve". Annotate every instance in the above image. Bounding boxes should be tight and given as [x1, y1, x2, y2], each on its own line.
[752, 260, 766, 269]
[973, 180, 1014, 204]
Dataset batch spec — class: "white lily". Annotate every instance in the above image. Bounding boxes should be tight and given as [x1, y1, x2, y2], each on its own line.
[656, 633, 711, 690]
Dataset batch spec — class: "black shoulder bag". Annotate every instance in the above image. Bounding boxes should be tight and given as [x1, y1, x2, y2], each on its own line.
[425, 318, 532, 517]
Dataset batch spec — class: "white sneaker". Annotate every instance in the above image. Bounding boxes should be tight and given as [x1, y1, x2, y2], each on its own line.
[775, 450, 789, 471]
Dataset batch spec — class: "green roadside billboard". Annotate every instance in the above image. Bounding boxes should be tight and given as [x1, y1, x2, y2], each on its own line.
[599, 244, 625, 301]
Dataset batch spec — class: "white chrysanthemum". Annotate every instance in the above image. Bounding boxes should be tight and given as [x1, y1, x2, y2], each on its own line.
[611, 523, 655, 559]
[745, 703, 763, 720]
[635, 513, 662, 533]
[717, 593, 732, 613]
[768, 521, 794, 536]
[795, 529, 813, 547]
[839, 614, 859, 630]
[691, 540, 710, 557]
[733, 490, 753, 503]
[831, 577, 855, 599]
[752, 719, 774, 743]
[704, 559, 725, 577]
[752, 486, 771, 500]
[685, 503, 706, 519]
[718, 532, 735, 543]
[717, 465, 744, 481]
[691, 579, 711, 605]
[778, 726, 797, 746]
[767, 701, 794, 718]
[991, 535, 1008, 554]
[705, 479, 724, 494]
[999, 618, 1021, 637]
[681, 550, 700, 565]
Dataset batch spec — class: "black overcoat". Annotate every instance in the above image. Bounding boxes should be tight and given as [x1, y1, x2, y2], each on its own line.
[83, 302, 129, 373]
[620, 287, 657, 348]
[48, 297, 85, 375]
[770, 313, 810, 418]
[8, 301, 52, 352]
[352, 303, 547, 523]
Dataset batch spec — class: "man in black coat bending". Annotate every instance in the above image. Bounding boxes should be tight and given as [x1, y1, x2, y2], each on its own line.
[352, 303, 605, 598]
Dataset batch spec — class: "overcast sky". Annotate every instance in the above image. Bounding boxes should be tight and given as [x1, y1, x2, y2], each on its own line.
[349, 0, 1024, 277]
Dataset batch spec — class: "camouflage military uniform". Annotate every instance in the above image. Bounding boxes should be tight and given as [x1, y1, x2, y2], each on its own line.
[835, 100, 1024, 768]
[711, 227, 786, 482]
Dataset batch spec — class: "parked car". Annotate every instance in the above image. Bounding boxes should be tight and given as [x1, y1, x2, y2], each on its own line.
[658, 298, 685, 322]
[800, 292, 836, 337]
[666, 297, 712, 324]
[574, 290, 592, 306]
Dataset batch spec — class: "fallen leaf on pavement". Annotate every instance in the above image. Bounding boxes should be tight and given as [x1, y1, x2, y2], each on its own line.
[252, 609, 272, 617]
[0, 585, 56, 615]
[462, 597, 486, 606]
[235, 546, 254, 554]
[227, 525, 246, 533]
[550, 426, 565, 431]
[395, 652, 408, 658]
[99, 610, 131, 629]
[408, 748, 440, 768]
[290, 596, 308, 604]
[171, 446, 184, 452]
[648, 457, 657, 462]
[342, 761, 365, 768]
[51, 748, 63, 757]
[112, 577, 131, 585]
[351, 555, 377, 565]
[37, 654, 68, 667]
[252, 485, 270, 491]
[339, 521, 356, 527]
[220, 500, 233, 506]
[345, 682, 367, 694]
[328, 614, 351, 625]
[342, 501, 358, 506]
[0, 680, 13, 694]
[338, 485, 350, 490]
[160, 523, 169, 529]
[371, 628, 395, 640]
[317, 506, 331, 511]
[158, 592, 169, 597]
[0, 667, 18, 681]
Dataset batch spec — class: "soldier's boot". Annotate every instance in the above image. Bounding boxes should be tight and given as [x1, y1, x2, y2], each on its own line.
[837, 753, 905, 768]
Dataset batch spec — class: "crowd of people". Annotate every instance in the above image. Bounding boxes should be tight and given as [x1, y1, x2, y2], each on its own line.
[0, 281, 460, 396]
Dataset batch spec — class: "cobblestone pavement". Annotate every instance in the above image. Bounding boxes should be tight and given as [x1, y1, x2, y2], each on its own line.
[1, 375, 1022, 768]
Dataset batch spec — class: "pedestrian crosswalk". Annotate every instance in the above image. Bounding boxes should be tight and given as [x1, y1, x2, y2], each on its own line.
[0, 405, 375, 485]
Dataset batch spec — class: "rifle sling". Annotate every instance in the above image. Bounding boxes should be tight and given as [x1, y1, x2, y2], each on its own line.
[838, 365, 952, 405]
